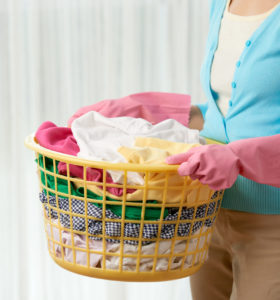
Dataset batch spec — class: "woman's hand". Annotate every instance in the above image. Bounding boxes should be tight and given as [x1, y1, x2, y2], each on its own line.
[165, 144, 240, 190]
[166, 134, 280, 190]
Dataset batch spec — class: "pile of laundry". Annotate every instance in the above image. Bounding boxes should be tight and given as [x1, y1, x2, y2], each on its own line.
[34, 92, 220, 271]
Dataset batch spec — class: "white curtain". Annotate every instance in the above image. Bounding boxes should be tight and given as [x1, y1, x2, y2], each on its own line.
[0, 0, 209, 299]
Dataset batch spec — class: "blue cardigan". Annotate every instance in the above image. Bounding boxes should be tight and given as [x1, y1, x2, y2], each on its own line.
[197, 0, 280, 214]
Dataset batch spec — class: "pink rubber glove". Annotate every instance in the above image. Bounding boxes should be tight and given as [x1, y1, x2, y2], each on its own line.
[165, 135, 280, 190]
[165, 144, 240, 190]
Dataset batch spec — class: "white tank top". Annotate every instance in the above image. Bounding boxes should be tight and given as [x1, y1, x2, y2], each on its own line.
[210, 0, 277, 117]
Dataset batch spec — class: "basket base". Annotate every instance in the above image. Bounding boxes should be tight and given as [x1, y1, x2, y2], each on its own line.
[50, 253, 204, 282]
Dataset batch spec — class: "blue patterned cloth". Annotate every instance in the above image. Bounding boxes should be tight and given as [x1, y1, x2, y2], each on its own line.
[40, 191, 220, 245]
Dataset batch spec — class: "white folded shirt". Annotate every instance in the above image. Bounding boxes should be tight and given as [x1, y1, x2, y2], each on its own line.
[71, 111, 205, 185]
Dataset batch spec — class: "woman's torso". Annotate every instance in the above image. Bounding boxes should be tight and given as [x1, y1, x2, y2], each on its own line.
[211, 0, 278, 117]
[199, 0, 280, 214]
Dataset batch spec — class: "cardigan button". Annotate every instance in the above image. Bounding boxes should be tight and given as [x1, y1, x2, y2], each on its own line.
[229, 100, 233, 107]
[246, 40, 252, 47]
[236, 61, 241, 67]
[231, 82, 237, 89]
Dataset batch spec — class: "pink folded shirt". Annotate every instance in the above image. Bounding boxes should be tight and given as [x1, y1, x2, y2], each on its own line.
[67, 92, 191, 127]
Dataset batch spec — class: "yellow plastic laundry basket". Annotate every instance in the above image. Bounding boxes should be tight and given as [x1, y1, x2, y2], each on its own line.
[25, 134, 224, 282]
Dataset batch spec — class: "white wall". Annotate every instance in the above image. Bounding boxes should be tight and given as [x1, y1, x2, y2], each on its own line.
[0, 1, 209, 299]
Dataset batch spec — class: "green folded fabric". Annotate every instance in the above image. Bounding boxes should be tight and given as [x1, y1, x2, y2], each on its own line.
[37, 155, 168, 220]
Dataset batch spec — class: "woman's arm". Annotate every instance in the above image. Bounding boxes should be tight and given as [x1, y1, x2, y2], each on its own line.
[188, 105, 205, 130]
[166, 134, 280, 190]
[229, 135, 280, 187]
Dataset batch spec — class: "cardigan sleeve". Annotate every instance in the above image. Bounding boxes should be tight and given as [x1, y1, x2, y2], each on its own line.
[228, 134, 280, 188]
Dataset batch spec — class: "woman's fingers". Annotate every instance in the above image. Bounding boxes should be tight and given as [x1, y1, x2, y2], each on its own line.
[165, 150, 196, 165]
[178, 160, 200, 176]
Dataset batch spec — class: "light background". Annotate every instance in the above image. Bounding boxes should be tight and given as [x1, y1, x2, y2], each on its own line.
[0, 0, 209, 299]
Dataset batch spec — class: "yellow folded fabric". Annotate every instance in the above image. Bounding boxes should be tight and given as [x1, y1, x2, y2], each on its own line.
[74, 137, 214, 204]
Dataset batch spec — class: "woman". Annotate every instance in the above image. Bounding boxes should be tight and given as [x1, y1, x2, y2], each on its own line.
[166, 0, 280, 299]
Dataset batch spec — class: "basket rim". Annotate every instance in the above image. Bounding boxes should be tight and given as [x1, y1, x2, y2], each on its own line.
[24, 134, 182, 172]
[25, 134, 224, 172]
